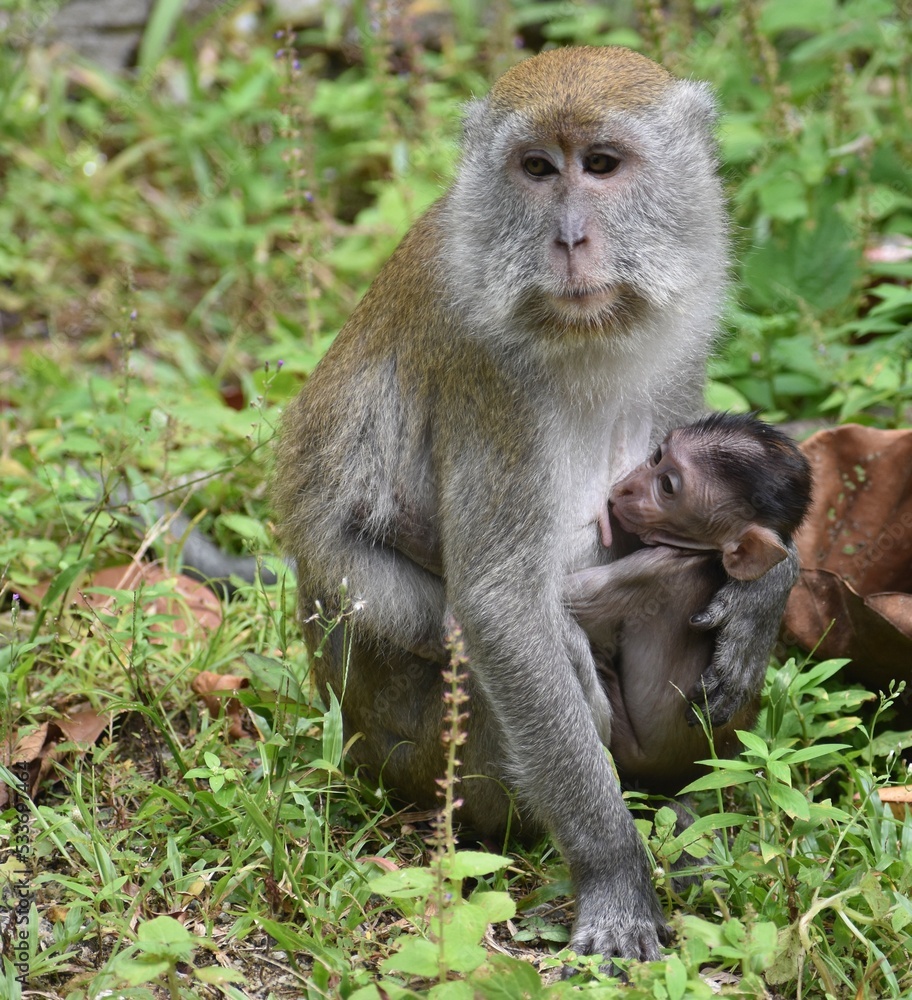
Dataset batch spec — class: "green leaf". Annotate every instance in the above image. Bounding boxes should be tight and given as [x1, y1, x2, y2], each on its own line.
[765, 924, 804, 986]
[244, 652, 298, 696]
[684, 812, 754, 837]
[665, 954, 689, 1000]
[136, 915, 194, 959]
[115, 954, 172, 986]
[705, 380, 751, 412]
[439, 851, 512, 879]
[679, 914, 724, 950]
[737, 730, 770, 756]
[470, 954, 546, 997]
[216, 512, 272, 546]
[759, 0, 837, 33]
[742, 206, 861, 313]
[322, 688, 344, 768]
[196, 966, 246, 985]
[369, 867, 437, 898]
[429, 981, 476, 999]
[348, 988, 406, 1000]
[468, 890, 516, 924]
[255, 918, 338, 966]
[767, 759, 791, 784]
[768, 782, 811, 820]
[138, 0, 186, 70]
[719, 115, 766, 163]
[433, 899, 488, 952]
[382, 937, 439, 977]
[679, 770, 751, 794]
[780, 743, 850, 764]
[440, 938, 488, 974]
[41, 558, 93, 607]
[758, 174, 808, 222]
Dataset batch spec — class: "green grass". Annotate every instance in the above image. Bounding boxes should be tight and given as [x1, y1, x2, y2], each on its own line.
[1, 0, 911, 997]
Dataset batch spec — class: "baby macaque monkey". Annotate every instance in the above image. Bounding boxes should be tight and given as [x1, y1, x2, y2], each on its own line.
[568, 412, 813, 789]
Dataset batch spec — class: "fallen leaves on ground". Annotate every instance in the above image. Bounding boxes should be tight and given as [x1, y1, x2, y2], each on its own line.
[19, 562, 222, 642]
[783, 424, 912, 706]
[191, 671, 253, 741]
[0, 705, 115, 807]
[878, 785, 912, 818]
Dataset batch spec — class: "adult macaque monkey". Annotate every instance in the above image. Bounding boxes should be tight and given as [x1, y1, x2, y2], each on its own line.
[569, 413, 813, 789]
[274, 47, 799, 967]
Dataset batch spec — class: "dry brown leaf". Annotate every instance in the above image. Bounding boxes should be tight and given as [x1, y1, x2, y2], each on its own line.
[878, 785, 912, 818]
[783, 425, 912, 708]
[1, 708, 116, 806]
[10, 722, 50, 766]
[357, 856, 399, 872]
[56, 707, 112, 745]
[22, 562, 222, 642]
[191, 671, 251, 741]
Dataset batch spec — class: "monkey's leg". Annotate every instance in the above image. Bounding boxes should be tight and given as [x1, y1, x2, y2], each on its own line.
[304, 619, 532, 842]
[445, 590, 669, 968]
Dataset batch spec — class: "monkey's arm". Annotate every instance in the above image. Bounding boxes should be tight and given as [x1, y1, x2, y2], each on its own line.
[435, 386, 669, 968]
[567, 547, 705, 648]
[689, 540, 799, 725]
[274, 408, 449, 665]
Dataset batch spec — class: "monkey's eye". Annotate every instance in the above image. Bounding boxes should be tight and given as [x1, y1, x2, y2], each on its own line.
[659, 473, 675, 497]
[650, 446, 663, 465]
[586, 153, 621, 175]
[523, 155, 557, 178]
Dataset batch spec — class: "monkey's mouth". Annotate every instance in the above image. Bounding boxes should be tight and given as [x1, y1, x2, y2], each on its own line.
[550, 284, 619, 308]
[608, 505, 643, 538]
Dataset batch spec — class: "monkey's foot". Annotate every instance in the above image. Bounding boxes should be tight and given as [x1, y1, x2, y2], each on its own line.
[563, 883, 669, 979]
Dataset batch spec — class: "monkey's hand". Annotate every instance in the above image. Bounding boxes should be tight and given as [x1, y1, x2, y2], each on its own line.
[566, 868, 670, 979]
[688, 540, 799, 726]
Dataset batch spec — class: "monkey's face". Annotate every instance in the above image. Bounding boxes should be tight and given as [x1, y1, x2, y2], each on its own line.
[509, 141, 630, 327]
[608, 432, 721, 550]
[443, 47, 727, 341]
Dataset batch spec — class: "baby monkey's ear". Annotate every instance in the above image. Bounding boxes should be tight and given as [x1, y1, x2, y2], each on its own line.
[721, 525, 788, 581]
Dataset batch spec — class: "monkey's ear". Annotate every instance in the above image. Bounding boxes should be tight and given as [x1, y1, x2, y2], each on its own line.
[721, 525, 787, 581]
[461, 98, 488, 146]
[669, 79, 718, 131]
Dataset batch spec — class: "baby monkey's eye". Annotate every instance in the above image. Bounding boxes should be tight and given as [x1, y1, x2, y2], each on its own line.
[650, 446, 663, 465]
[659, 473, 675, 496]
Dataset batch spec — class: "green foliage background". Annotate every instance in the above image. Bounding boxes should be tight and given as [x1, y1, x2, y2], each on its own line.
[0, 0, 911, 997]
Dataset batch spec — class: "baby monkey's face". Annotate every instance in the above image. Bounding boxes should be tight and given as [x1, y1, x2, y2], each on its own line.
[607, 430, 724, 551]
[605, 427, 789, 581]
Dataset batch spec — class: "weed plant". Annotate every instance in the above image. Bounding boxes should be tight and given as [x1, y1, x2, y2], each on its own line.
[0, 0, 910, 996]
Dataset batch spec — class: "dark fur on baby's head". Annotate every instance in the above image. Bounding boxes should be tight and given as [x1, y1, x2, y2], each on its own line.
[676, 412, 812, 542]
